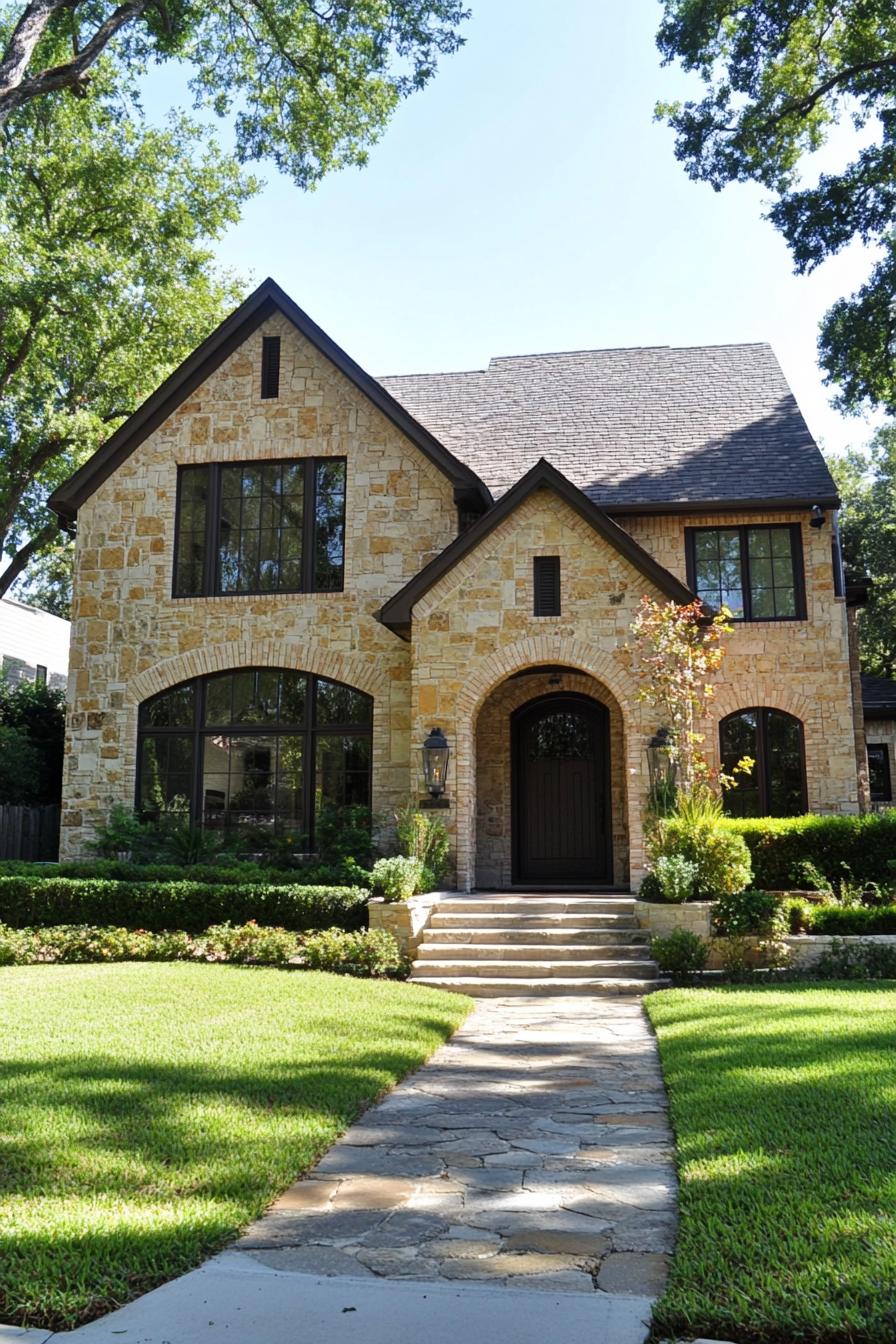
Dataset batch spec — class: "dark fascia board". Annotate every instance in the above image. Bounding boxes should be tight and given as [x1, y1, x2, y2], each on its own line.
[606, 494, 840, 516]
[377, 457, 697, 637]
[864, 705, 896, 721]
[47, 277, 492, 523]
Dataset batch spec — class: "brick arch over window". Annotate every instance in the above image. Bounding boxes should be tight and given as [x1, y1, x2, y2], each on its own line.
[448, 636, 647, 891]
[122, 641, 390, 823]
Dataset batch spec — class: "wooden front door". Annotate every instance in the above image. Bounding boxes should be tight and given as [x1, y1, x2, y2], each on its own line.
[512, 693, 611, 885]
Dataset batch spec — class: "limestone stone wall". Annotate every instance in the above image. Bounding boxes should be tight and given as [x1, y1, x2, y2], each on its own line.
[622, 510, 860, 815]
[475, 670, 629, 888]
[634, 900, 713, 939]
[61, 313, 457, 857]
[409, 489, 660, 891]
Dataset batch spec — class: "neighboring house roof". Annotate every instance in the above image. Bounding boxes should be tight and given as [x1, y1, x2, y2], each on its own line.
[47, 278, 492, 524]
[862, 673, 896, 720]
[0, 597, 70, 689]
[379, 343, 838, 512]
[378, 457, 697, 637]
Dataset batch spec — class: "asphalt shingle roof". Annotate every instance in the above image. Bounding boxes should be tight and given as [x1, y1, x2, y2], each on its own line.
[379, 343, 837, 509]
[862, 674, 896, 715]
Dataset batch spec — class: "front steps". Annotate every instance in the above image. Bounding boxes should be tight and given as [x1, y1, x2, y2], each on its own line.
[409, 894, 663, 996]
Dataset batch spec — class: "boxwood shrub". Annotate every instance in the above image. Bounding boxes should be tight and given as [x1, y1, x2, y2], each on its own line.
[0, 876, 368, 933]
[808, 904, 896, 936]
[721, 813, 896, 890]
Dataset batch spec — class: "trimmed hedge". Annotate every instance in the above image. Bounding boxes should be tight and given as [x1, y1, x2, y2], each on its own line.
[722, 813, 896, 889]
[808, 904, 896, 936]
[0, 860, 303, 884]
[0, 876, 368, 933]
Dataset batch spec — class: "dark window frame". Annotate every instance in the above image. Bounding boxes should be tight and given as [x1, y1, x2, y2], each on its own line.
[868, 743, 893, 804]
[720, 706, 808, 816]
[533, 555, 561, 616]
[35, 665, 47, 686]
[685, 523, 806, 621]
[136, 667, 372, 846]
[172, 457, 347, 598]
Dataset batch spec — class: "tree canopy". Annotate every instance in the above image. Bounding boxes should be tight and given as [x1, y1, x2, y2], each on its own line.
[656, 1, 896, 415]
[0, 1, 469, 187]
[828, 426, 896, 678]
[0, 75, 254, 600]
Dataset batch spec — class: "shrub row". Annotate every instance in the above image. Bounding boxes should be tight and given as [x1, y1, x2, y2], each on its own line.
[0, 876, 369, 933]
[0, 858, 372, 887]
[722, 812, 896, 889]
[0, 921, 404, 977]
[806, 904, 896, 936]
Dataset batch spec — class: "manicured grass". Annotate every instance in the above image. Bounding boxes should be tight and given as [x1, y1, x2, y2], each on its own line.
[646, 985, 896, 1344]
[0, 963, 470, 1330]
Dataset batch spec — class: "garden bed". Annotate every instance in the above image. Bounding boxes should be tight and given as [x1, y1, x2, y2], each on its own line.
[647, 984, 896, 1343]
[0, 962, 470, 1331]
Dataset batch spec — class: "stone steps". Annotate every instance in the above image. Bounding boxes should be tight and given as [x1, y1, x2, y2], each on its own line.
[416, 942, 652, 961]
[410, 893, 660, 997]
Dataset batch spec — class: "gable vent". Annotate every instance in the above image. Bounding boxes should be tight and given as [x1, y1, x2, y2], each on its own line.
[261, 335, 281, 399]
[533, 556, 561, 616]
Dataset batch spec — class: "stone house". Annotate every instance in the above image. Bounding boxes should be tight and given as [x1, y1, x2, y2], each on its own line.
[49, 278, 870, 892]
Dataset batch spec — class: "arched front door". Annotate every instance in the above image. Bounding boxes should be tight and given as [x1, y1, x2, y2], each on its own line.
[511, 693, 611, 885]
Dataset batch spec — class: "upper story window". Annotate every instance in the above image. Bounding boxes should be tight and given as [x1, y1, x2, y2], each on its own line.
[685, 524, 805, 621]
[173, 458, 346, 598]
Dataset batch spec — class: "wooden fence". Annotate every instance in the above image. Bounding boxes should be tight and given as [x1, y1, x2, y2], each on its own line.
[0, 805, 60, 861]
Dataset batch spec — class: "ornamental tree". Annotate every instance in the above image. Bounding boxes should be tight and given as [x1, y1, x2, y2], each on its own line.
[628, 596, 745, 797]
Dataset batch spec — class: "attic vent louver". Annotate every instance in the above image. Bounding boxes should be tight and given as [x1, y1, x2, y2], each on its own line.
[261, 336, 281, 399]
[533, 556, 561, 616]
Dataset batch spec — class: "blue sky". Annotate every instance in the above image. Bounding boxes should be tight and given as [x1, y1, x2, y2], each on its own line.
[156, 0, 882, 456]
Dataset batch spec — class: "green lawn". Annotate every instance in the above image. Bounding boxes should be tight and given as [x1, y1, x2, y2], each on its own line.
[0, 963, 470, 1330]
[646, 985, 896, 1344]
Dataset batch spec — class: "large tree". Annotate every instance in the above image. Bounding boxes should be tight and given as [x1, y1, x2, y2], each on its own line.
[0, 1, 468, 187]
[656, 2, 896, 415]
[828, 426, 896, 678]
[0, 77, 254, 599]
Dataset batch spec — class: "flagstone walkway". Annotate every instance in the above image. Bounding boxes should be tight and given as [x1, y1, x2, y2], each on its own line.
[236, 995, 677, 1297]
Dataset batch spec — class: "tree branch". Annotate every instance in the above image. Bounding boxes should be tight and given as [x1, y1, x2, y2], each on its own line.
[0, 1, 72, 110]
[0, 0, 153, 124]
[757, 55, 896, 135]
[0, 519, 59, 599]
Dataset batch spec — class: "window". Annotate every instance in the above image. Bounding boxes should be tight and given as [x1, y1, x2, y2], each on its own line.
[720, 708, 807, 817]
[137, 668, 371, 842]
[686, 525, 805, 620]
[533, 556, 561, 616]
[260, 336, 281, 399]
[35, 665, 47, 686]
[868, 744, 892, 804]
[173, 458, 346, 597]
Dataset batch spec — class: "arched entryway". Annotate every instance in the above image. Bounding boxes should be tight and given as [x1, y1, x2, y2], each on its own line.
[511, 692, 612, 884]
[473, 666, 629, 890]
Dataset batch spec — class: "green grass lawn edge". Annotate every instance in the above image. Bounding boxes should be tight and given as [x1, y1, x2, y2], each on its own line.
[0, 962, 471, 1331]
[646, 983, 896, 1344]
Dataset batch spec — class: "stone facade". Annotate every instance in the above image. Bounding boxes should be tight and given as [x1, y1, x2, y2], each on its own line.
[61, 308, 864, 889]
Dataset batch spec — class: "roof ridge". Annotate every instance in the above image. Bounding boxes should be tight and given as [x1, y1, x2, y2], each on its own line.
[487, 340, 775, 366]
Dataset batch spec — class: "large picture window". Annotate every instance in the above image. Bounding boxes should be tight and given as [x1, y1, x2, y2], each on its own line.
[173, 458, 346, 597]
[137, 668, 371, 842]
[720, 708, 807, 817]
[686, 525, 805, 621]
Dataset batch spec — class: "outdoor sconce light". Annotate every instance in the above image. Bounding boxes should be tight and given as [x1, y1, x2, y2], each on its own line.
[646, 727, 678, 813]
[810, 505, 826, 529]
[421, 726, 450, 809]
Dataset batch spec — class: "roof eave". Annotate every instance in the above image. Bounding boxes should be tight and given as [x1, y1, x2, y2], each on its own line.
[48, 278, 491, 523]
[377, 458, 697, 635]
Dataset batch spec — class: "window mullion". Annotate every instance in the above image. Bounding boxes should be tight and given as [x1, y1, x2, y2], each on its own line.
[302, 459, 316, 592]
[757, 708, 770, 815]
[192, 678, 204, 828]
[206, 466, 219, 596]
[739, 527, 752, 621]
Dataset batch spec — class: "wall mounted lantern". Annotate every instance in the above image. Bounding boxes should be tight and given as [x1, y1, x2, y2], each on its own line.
[646, 727, 678, 812]
[421, 726, 450, 809]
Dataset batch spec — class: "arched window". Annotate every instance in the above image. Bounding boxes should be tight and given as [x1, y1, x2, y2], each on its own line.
[137, 668, 371, 842]
[720, 708, 807, 818]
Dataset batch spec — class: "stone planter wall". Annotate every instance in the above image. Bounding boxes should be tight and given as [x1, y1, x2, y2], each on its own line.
[634, 900, 713, 939]
[367, 893, 440, 958]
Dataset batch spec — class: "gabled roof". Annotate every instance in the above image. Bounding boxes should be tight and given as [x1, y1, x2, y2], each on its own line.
[48, 278, 491, 523]
[377, 458, 697, 637]
[379, 343, 839, 512]
[862, 673, 896, 720]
